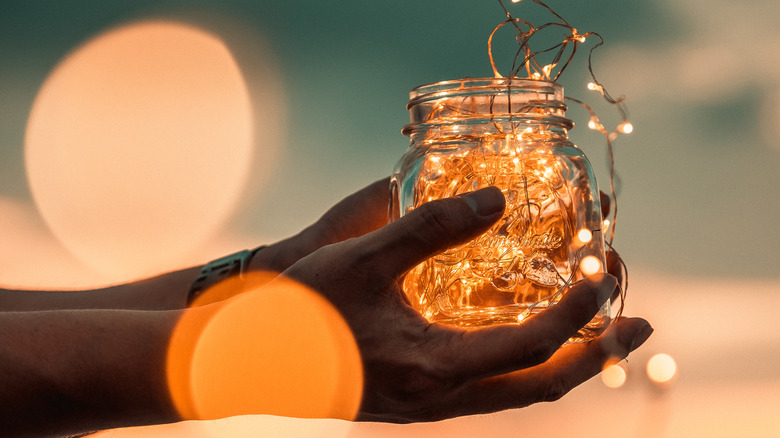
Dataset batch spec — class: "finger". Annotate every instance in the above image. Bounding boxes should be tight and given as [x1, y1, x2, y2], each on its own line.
[311, 177, 392, 245]
[436, 274, 618, 383]
[254, 178, 393, 273]
[447, 317, 652, 418]
[600, 191, 611, 218]
[354, 187, 505, 280]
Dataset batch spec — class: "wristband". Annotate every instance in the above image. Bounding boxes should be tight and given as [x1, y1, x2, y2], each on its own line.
[187, 246, 265, 304]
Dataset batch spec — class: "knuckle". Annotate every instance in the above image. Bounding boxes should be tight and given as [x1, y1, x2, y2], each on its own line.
[418, 201, 457, 234]
[412, 199, 470, 248]
[519, 338, 559, 367]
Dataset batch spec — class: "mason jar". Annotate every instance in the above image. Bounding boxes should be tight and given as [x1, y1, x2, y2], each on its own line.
[390, 78, 609, 341]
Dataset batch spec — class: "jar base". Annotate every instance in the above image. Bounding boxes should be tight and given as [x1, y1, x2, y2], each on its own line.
[430, 308, 609, 343]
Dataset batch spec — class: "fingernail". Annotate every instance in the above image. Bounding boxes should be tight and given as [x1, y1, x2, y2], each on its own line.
[460, 187, 505, 217]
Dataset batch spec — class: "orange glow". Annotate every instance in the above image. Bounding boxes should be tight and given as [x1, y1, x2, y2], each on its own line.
[580, 255, 603, 276]
[25, 21, 254, 281]
[576, 228, 593, 245]
[167, 273, 363, 421]
[601, 360, 627, 389]
[587, 82, 603, 92]
[647, 353, 677, 384]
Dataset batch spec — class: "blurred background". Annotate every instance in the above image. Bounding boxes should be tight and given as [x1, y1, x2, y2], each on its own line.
[1, 0, 778, 436]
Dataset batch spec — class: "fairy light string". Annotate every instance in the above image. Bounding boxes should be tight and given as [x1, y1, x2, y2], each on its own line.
[398, 0, 631, 329]
[493, 0, 631, 317]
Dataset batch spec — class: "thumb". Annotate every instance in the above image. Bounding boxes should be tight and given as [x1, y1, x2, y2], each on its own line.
[357, 187, 505, 280]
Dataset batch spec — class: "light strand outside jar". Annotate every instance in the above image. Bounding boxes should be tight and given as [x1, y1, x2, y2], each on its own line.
[390, 77, 609, 342]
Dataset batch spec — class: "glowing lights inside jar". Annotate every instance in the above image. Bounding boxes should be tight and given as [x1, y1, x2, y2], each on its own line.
[392, 78, 611, 341]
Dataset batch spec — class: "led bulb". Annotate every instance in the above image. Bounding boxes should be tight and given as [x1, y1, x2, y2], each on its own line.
[647, 353, 677, 384]
[601, 362, 627, 389]
[577, 229, 593, 244]
[580, 255, 602, 276]
[587, 82, 603, 92]
[618, 122, 634, 134]
[571, 29, 587, 43]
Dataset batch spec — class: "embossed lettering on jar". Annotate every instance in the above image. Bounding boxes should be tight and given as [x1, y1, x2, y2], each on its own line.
[390, 78, 610, 341]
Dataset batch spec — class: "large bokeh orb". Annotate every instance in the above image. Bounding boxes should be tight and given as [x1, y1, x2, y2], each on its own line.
[25, 21, 254, 280]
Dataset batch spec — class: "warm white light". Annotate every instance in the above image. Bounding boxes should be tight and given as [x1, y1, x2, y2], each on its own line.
[603, 219, 611, 229]
[577, 229, 593, 244]
[647, 353, 677, 384]
[587, 82, 603, 92]
[580, 255, 602, 276]
[601, 362, 627, 389]
[618, 122, 634, 134]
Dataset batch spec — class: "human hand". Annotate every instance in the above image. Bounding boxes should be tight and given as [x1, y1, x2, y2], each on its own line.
[282, 186, 652, 422]
[248, 179, 390, 274]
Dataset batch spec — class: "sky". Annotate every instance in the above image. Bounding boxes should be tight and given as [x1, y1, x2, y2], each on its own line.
[1, 1, 779, 436]
[1, 0, 778, 286]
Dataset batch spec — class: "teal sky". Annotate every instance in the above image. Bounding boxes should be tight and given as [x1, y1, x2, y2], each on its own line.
[1, 0, 779, 280]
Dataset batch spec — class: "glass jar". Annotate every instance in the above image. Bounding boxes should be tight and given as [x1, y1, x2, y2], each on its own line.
[390, 78, 609, 341]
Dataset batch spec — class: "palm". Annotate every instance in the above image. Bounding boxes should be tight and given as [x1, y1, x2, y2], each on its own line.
[281, 183, 651, 422]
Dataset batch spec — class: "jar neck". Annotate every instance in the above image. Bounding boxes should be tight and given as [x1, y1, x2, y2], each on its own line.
[403, 78, 572, 142]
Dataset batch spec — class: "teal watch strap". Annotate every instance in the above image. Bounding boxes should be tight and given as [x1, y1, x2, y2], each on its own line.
[187, 246, 265, 304]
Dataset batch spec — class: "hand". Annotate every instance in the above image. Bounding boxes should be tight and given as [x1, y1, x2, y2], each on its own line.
[249, 179, 391, 274]
[282, 184, 652, 422]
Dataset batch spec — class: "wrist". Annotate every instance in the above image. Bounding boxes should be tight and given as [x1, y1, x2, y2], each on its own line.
[187, 246, 265, 306]
[247, 232, 316, 274]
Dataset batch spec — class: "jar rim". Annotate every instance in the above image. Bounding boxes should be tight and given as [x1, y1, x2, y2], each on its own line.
[403, 77, 571, 136]
[408, 77, 563, 107]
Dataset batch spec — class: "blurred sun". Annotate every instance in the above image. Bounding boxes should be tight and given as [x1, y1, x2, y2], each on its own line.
[25, 21, 255, 281]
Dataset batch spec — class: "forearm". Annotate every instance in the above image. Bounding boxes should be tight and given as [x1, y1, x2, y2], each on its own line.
[0, 266, 201, 311]
[0, 238, 304, 312]
[0, 273, 356, 437]
[0, 308, 183, 437]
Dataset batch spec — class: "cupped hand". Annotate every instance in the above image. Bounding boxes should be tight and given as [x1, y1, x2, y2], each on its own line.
[249, 179, 391, 274]
[281, 185, 652, 422]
